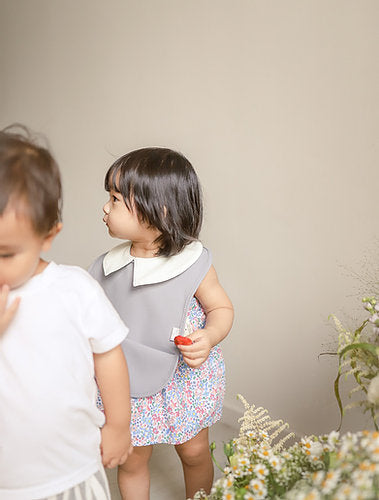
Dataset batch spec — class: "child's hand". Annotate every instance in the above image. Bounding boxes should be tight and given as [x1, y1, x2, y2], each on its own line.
[0, 285, 20, 335]
[100, 422, 133, 468]
[176, 329, 213, 368]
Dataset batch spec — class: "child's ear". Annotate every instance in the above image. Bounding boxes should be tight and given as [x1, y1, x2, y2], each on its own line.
[42, 223, 63, 252]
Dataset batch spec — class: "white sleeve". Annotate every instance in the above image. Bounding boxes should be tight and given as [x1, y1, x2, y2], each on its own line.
[82, 282, 129, 354]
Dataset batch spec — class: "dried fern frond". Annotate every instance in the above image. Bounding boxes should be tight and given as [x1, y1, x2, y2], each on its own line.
[330, 314, 347, 334]
[344, 400, 368, 411]
[350, 385, 363, 395]
[236, 394, 295, 452]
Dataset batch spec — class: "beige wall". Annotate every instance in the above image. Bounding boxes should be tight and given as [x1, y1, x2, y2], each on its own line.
[1, 0, 378, 436]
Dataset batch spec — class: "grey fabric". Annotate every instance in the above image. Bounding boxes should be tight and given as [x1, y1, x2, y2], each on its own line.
[39, 468, 110, 500]
[89, 248, 212, 397]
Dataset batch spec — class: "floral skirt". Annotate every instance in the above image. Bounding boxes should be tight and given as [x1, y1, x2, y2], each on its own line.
[97, 297, 225, 446]
[130, 344, 225, 446]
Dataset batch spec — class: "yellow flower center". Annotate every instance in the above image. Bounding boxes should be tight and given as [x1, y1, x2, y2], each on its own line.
[305, 493, 316, 500]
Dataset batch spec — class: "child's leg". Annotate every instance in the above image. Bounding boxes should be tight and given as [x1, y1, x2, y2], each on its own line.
[174, 427, 214, 499]
[117, 445, 153, 500]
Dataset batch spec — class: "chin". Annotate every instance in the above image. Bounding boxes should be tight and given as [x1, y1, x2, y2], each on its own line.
[7, 280, 25, 290]
[108, 229, 118, 238]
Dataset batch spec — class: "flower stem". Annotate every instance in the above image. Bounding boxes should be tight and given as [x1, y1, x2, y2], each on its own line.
[209, 442, 224, 472]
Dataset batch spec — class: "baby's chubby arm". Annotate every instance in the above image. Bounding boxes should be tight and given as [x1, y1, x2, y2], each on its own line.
[177, 265, 234, 368]
[0, 285, 20, 335]
[94, 345, 133, 468]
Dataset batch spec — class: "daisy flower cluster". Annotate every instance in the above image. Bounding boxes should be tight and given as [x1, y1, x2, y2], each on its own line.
[286, 430, 379, 499]
[190, 425, 327, 500]
[190, 413, 379, 499]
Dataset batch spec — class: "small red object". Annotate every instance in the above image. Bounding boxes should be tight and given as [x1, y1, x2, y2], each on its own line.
[174, 335, 193, 346]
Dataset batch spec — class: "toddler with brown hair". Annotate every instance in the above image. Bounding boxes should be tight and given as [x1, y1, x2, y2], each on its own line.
[0, 126, 133, 500]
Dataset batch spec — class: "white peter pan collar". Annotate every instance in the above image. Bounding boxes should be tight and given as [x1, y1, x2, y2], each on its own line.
[103, 240, 203, 286]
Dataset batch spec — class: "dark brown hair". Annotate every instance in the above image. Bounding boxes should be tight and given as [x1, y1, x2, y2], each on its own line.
[105, 147, 203, 256]
[0, 124, 62, 235]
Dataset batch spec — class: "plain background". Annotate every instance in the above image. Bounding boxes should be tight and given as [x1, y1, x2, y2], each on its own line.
[1, 0, 378, 437]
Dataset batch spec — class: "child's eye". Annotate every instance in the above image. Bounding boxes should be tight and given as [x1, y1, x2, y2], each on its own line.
[112, 195, 119, 202]
[0, 254, 15, 259]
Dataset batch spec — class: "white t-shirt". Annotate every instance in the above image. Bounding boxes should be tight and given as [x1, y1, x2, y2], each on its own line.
[0, 262, 129, 500]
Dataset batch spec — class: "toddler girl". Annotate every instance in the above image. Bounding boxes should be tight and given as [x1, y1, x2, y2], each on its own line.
[89, 147, 234, 499]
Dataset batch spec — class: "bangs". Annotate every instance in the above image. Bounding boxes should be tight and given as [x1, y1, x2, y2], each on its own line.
[104, 163, 121, 192]
[104, 160, 135, 212]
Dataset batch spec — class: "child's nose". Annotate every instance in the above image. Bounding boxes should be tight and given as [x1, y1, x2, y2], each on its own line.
[103, 202, 110, 214]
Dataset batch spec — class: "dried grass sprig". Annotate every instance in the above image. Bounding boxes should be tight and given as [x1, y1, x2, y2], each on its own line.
[236, 394, 295, 452]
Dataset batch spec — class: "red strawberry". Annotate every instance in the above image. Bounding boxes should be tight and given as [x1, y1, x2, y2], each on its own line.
[174, 335, 193, 346]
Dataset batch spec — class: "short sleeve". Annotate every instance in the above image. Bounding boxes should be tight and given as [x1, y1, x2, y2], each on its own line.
[82, 280, 129, 354]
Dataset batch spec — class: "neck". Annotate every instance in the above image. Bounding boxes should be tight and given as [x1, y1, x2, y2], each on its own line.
[130, 242, 160, 258]
[33, 258, 49, 276]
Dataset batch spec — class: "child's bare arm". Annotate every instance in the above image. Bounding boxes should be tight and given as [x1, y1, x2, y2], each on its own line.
[94, 345, 133, 468]
[177, 265, 234, 368]
[0, 285, 20, 335]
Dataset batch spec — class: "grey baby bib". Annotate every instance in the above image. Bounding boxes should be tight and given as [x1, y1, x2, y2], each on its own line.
[89, 247, 212, 397]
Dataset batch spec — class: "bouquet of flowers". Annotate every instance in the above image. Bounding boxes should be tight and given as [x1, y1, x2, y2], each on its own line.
[190, 396, 379, 500]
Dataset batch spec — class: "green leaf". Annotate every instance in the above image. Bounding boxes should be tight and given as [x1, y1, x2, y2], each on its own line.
[339, 342, 379, 368]
[224, 441, 234, 458]
[371, 406, 379, 431]
[323, 451, 330, 469]
[328, 451, 338, 468]
[333, 370, 344, 431]
[353, 319, 369, 338]
[236, 488, 248, 499]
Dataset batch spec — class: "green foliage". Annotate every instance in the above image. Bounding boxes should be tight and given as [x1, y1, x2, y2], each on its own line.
[330, 297, 379, 430]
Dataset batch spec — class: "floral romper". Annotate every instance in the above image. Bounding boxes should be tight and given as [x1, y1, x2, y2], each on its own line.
[97, 296, 225, 446]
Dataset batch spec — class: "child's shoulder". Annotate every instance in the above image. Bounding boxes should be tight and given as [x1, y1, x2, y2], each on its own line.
[52, 262, 103, 292]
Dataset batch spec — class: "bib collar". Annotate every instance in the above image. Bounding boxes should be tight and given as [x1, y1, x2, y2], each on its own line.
[103, 240, 203, 286]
